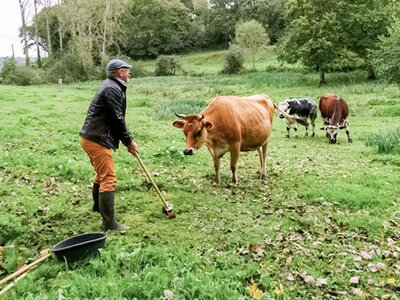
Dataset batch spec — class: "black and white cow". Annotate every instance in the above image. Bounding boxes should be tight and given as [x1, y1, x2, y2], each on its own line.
[278, 98, 318, 138]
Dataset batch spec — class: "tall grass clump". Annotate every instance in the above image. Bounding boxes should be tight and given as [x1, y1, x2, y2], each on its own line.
[155, 98, 207, 119]
[155, 55, 183, 76]
[366, 127, 400, 154]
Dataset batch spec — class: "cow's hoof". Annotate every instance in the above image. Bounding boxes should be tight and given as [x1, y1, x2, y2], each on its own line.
[228, 182, 237, 188]
[311, 133, 315, 137]
[286, 135, 290, 139]
[348, 139, 353, 143]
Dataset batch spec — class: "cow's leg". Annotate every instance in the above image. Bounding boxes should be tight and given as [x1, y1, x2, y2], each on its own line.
[293, 121, 298, 138]
[311, 117, 316, 137]
[207, 147, 223, 184]
[229, 145, 240, 185]
[305, 123, 309, 136]
[345, 119, 352, 143]
[284, 119, 290, 138]
[213, 155, 221, 184]
[258, 142, 268, 179]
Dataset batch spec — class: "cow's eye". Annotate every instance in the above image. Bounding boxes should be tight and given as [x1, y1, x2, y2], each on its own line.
[195, 130, 202, 137]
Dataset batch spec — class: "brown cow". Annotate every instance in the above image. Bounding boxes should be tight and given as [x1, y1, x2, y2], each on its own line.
[173, 95, 275, 185]
[319, 94, 352, 144]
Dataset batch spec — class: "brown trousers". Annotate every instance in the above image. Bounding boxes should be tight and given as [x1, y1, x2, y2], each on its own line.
[80, 137, 117, 192]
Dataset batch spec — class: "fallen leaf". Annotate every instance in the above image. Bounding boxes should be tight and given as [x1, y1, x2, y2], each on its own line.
[368, 263, 378, 273]
[247, 283, 263, 300]
[352, 288, 363, 296]
[376, 262, 386, 270]
[287, 273, 295, 281]
[315, 278, 328, 286]
[386, 278, 396, 284]
[163, 290, 174, 300]
[274, 285, 284, 295]
[360, 251, 373, 260]
[304, 276, 315, 284]
[350, 276, 359, 284]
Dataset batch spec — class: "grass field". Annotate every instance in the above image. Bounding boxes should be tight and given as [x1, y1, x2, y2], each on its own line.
[1, 50, 400, 299]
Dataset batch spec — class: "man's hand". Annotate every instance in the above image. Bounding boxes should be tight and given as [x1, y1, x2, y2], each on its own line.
[127, 140, 138, 156]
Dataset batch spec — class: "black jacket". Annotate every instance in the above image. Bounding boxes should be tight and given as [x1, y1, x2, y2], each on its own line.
[80, 78, 133, 149]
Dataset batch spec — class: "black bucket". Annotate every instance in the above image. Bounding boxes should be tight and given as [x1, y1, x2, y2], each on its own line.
[51, 232, 107, 263]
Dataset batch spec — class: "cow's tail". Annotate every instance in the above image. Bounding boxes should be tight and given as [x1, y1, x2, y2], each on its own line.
[273, 103, 278, 110]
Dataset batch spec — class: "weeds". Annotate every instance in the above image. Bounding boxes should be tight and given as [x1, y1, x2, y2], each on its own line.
[366, 127, 400, 154]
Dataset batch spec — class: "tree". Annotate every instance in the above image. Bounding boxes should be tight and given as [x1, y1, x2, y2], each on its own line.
[339, 0, 391, 79]
[232, 20, 269, 70]
[370, 2, 400, 83]
[205, 0, 288, 47]
[33, 0, 42, 68]
[18, 0, 30, 66]
[277, 0, 345, 85]
[41, 0, 55, 56]
[123, 0, 204, 58]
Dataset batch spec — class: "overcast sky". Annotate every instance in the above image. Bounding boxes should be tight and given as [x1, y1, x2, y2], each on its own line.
[0, 0, 32, 57]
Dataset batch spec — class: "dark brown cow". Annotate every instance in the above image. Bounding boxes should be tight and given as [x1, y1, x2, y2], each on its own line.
[173, 95, 275, 185]
[319, 94, 352, 144]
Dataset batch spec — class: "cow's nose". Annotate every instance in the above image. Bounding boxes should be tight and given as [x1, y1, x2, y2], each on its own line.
[330, 139, 337, 144]
[183, 148, 193, 155]
[279, 114, 284, 119]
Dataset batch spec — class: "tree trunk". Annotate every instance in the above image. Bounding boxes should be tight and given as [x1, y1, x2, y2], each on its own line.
[102, 0, 110, 57]
[59, 25, 63, 53]
[367, 65, 376, 80]
[34, 0, 42, 68]
[45, 10, 52, 55]
[319, 69, 325, 86]
[18, 0, 30, 66]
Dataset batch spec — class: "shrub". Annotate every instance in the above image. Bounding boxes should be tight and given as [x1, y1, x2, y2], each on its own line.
[0, 58, 17, 83]
[130, 61, 149, 78]
[46, 53, 89, 83]
[370, 19, 400, 83]
[221, 45, 244, 74]
[366, 127, 400, 154]
[1, 61, 47, 86]
[155, 55, 183, 76]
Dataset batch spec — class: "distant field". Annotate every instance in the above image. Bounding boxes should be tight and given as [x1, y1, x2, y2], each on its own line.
[139, 46, 301, 75]
[1, 50, 400, 298]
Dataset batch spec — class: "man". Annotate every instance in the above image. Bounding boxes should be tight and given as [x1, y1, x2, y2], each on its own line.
[80, 59, 138, 231]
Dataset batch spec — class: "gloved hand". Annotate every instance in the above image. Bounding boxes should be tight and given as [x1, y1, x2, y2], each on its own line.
[127, 140, 138, 156]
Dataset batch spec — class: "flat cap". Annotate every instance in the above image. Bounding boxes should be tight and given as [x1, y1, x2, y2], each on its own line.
[106, 59, 132, 70]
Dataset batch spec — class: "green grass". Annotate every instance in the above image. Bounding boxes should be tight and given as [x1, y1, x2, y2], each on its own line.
[366, 127, 400, 154]
[1, 49, 400, 298]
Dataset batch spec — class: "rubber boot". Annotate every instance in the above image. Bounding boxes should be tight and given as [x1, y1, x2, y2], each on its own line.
[99, 191, 130, 231]
[92, 183, 100, 212]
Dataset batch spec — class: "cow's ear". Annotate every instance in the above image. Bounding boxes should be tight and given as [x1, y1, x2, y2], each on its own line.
[320, 127, 325, 130]
[204, 120, 214, 130]
[173, 120, 185, 129]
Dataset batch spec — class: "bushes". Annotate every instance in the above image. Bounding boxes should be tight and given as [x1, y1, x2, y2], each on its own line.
[0, 58, 47, 85]
[46, 53, 90, 83]
[155, 55, 183, 76]
[221, 46, 244, 74]
[370, 19, 400, 83]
